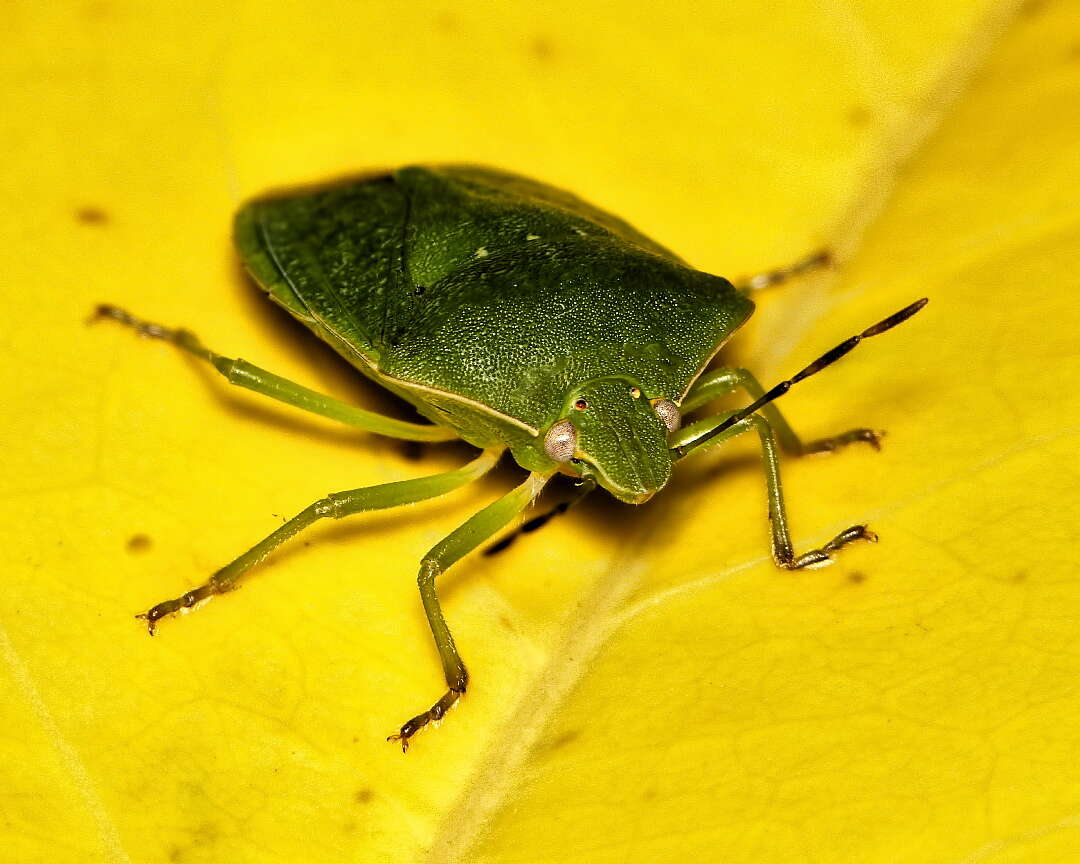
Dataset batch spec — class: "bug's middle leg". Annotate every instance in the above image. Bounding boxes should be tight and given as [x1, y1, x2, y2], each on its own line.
[673, 412, 875, 569]
[137, 449, 501, 633]
[683, 367, 883, 456]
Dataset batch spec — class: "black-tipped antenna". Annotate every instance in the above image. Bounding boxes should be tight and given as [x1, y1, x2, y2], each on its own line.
[674, 297, 928, 458]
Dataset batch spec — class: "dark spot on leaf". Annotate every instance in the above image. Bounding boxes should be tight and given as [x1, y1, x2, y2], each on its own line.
[847, 105, 872, 128]
[435, 10, 457, 32]
[83, 1, 111, 21]
[168, 822, 220, 861]
[75, 206, 109, 225]
[847, 570, 866, 584]
[127, 533, 152, 553]
[354, 787, 374, 804]
[543, 728, 580, 751]
[1012, 570, 1028, 583]
[530, 35, 555, 62]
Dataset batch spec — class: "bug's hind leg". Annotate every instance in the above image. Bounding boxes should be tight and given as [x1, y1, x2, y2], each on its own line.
[682, 367, 883, 457]
[672, 413, 876, 569]
[734, 249, 832, 292]
[389, 471, 551, 752]
[91, 304, 456, 442]
[137, 450, 501, 634]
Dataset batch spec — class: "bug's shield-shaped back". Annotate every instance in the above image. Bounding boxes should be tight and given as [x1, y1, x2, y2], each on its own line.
[235, 165, 755, 443]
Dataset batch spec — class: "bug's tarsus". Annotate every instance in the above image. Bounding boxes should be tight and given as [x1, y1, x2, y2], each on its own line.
[90, 304, 213, 361]
[776, 524, 878, 569]
[737, 248, 833, 292]
[387, 685, 464, 753]
[135, 583, 215, 635]
[801, 427, 884, 455]
[675, 298, 928, 457]
[92, 303, 170, 339]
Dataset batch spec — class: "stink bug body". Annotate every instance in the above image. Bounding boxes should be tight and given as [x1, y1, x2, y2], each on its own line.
[96, 165, 926, 750]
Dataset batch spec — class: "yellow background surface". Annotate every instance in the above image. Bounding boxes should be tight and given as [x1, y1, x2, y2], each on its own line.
[2, 1, 1078, 862]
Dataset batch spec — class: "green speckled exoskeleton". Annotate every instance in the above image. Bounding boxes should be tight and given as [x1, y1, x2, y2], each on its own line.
[96, 165, 926, 751]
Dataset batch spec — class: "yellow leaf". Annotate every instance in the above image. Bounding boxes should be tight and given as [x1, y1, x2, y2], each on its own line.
[2, 2, 1077, 863]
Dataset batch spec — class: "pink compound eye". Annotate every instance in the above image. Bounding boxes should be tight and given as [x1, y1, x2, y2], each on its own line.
[544, 420, 577, 462]
[651, 399, 680, 432]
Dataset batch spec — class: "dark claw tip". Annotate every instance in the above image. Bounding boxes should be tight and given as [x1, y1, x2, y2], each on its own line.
[134, 612, 156, 636]
[86, 305, 113, 325]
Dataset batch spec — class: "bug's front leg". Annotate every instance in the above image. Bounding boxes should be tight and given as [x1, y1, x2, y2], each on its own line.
[683, 367, 883, 456]
[137, 450, 501, 633]
[672, 413, 876, 569]
[389, 471, 551, 752]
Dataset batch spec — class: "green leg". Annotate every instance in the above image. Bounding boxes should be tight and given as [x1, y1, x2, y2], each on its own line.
[388, 470, 552, 752]
[683, 366, 882, 456]
[137, 449, 501, 634]
[93, 304, 457, 442]
[484, 478, 597, 556]
[673, 412, 876, 569]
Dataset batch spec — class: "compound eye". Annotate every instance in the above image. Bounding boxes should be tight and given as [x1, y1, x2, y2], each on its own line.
[544, 420, 578, 462]
[652, 398, 681, 432]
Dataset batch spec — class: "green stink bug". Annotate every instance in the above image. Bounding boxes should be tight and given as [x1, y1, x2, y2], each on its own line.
[96, 165, 926, 751]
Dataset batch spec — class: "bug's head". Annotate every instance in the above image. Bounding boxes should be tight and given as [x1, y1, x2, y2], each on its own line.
[542, 377, 679, 504]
